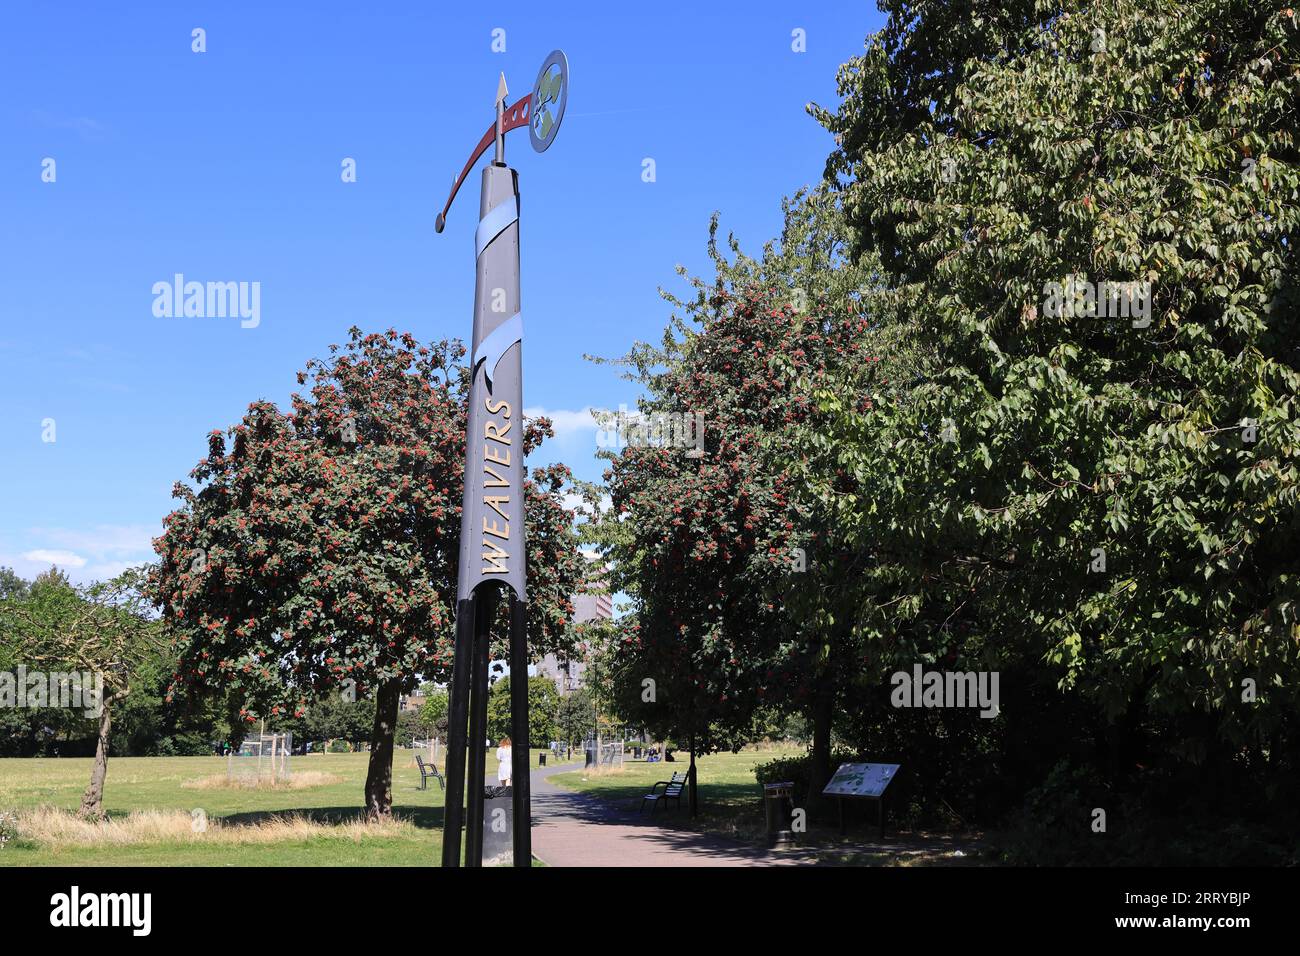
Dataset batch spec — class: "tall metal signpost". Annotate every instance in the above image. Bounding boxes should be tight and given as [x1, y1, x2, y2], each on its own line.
[437, 50, 569, 868]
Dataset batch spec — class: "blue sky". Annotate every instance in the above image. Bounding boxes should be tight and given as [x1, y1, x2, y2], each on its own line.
[0, 0, 884, 584]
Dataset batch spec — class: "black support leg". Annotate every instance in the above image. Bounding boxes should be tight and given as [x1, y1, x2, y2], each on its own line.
[464, 584, 497, 867]
[440, 596, 476, 867]
[509, 592, 531, 867]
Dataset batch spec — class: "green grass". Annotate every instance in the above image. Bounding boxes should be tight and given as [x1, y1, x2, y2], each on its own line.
[0, 748, 556, 867]
[0, 747, 986, 866]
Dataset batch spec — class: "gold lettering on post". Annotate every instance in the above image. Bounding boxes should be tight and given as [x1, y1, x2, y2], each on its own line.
[481, 539, 509, 574]
[481, 393, 514, 575]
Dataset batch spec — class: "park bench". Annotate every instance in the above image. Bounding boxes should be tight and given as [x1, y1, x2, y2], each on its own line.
[640, 771, 688, 815]
[416, 755, 445, 791]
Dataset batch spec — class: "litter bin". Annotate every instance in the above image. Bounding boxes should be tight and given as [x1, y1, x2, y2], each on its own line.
[763, 780, 796, 849]
[539, 752, 547, 767]
[482, 785, 513, 866]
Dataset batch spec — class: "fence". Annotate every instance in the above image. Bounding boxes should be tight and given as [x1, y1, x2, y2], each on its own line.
[583, 737, 625, 770]
[227, 732, 292, 783]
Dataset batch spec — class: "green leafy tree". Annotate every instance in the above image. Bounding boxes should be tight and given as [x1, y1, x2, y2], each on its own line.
[419, 689, 450, 739]
[807, 0, 1300, 783]
[486, 675, 560, 748]
[397, 708, 422, 747]
[1, 567, 164, 817]
[586, 189, 882, 806]
[151, 328, 584, 816]
[0, 567, 28, 603]
[291, 690, 363, 751]
[2, 569, 221, 759]
[555, 687, 595, 748]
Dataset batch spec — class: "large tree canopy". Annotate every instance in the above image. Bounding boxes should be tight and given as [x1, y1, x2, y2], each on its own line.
[152, 327, 584, 815]
[585, 3, 1300, 845]
[586, 191, 890, 800]
[803, 0, 1300, 775]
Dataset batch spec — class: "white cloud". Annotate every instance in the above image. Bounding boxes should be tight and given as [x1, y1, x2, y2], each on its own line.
[31, 524, 157, 556]
[84, 560, 141, 581]
[561, 491, 612, 516]
[33, 110, 109, 142]
[20, 549, 87, 569]
[3, 523, 160, 585]
[524, 406, 599, 441]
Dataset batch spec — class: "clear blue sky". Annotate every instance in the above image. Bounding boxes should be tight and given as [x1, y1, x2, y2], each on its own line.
[0, 0, 884, 583]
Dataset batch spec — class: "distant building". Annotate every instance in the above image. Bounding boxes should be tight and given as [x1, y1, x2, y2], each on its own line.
[573, 589, 613, 622]
[536, 583, 611, 695]
[400, 693, 428, 713]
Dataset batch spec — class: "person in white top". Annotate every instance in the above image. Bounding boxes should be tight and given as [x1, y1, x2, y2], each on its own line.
[496, 736, 513, 788]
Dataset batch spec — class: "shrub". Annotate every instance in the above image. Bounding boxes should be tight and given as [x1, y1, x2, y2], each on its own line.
[1001, 759, 1300, 866]
[0, 811, 18, 849]
[998, 760, 1116, 865]
[754, 747, 856, 797]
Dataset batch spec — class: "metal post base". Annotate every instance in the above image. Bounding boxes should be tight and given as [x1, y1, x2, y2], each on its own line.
[440, 585, 500, 867]
[440, 596, 475, 867]
[509, 592, 531, 866]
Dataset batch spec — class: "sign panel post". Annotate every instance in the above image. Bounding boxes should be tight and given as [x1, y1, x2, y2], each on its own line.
[436, 51, 569, 869]
[822, 762, 900, 840]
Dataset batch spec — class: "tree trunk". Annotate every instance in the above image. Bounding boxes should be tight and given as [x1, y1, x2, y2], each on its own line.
[688, 732, 699, 818]
[80, 695, 115, 819]
[364, 680, 402, 819]
[805, 680, 834, 811]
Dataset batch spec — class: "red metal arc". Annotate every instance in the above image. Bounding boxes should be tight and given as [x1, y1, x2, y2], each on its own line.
[435, 94, 532, 233]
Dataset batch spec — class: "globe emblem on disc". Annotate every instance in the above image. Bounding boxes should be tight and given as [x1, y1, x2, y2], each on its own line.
[529, 50, 568, 153]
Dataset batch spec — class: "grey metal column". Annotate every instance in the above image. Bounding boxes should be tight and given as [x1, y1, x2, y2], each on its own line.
[435, 50, 567, 871]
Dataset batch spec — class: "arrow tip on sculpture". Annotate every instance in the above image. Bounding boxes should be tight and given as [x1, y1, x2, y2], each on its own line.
[434, 52, 567, 235]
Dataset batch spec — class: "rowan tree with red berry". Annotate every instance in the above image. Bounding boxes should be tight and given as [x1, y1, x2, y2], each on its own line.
[151, 327, 583, 817]
[586, 190, 888, 809]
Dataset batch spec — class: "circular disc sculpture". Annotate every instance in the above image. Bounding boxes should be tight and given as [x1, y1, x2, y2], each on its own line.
[529, 50, 568, 153]
[433, 51, 568, 869]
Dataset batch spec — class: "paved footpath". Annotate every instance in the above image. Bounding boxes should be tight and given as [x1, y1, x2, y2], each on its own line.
[528, 761, 814, 867]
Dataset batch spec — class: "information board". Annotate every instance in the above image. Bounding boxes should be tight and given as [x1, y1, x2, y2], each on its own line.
[822, 762, 900, 798]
